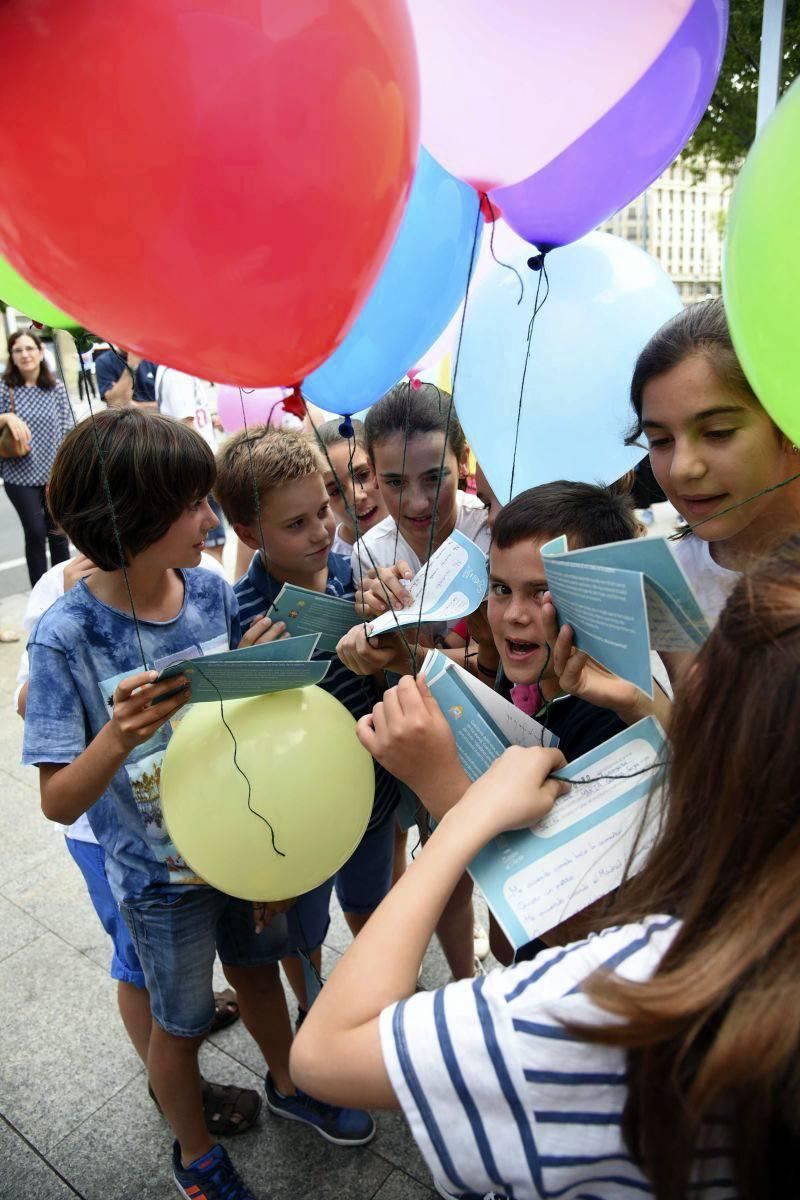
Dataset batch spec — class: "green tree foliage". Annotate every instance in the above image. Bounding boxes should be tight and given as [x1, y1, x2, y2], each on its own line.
[685, 0, 800, 174]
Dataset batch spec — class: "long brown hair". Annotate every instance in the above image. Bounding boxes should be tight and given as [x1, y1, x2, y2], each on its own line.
[581, 536, 800, 1197]
[3, 329, 58, 389]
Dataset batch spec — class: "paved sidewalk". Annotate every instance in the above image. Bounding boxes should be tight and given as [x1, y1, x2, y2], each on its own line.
[0, 586, 471, 1200]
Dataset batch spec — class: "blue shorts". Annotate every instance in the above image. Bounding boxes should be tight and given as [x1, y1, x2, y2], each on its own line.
[205, 494, 226, 548]
[65, 837, 146, 990]
[120, 885, 289, 1037]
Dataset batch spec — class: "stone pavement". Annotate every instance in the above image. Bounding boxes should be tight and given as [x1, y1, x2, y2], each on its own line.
[0, 584, 474, 1200]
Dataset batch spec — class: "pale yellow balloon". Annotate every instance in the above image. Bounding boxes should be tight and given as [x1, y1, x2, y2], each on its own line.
[160, 686, 375, 901]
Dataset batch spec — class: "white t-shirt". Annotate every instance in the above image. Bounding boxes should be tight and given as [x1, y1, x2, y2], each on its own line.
[673, 534, 739, 626]
[381, 917, 734, 1199]
[156, 367, 217, 450]
[331, 526, 354, 559]
[352, 490, 490, 582]
[15, 553, 227, 843]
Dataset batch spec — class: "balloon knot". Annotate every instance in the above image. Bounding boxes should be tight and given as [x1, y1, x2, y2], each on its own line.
[283, 385, 306, 420]
[338, 416, 355, 439]
[407, 368, 422, 390]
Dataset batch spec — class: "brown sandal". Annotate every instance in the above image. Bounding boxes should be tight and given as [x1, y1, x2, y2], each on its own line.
[210, 988, 240, 1034]
[148, 1077, 261, 1137]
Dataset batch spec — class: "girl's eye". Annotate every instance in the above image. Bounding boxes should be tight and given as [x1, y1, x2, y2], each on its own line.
[326, 486, 339, 499]
[318, 504, 330, 519]
[288, 519, 303, 530]
[385, 479, 403, 489]
[489, 583, 510, 597]
[706, 428, 736, 441]
[647, 437, 672, 450]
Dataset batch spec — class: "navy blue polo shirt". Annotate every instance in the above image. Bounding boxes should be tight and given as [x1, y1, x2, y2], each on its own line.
[95, 349, 158, 403]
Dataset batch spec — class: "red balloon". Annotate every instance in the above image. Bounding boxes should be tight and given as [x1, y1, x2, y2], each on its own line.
[0, 1, 419, 387]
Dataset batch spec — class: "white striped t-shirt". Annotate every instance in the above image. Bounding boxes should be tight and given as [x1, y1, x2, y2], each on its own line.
[380, 917, 735, 1199]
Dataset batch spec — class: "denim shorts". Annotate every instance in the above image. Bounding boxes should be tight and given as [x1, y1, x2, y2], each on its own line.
[120, 885, 289, 1037]
[65, 837, 146, 990]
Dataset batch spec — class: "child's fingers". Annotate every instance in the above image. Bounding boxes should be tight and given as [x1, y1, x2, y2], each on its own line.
[355, 714, 377, 752]
[552, 623, 575, 675]
[396, 673, 425, 717]
[113, 670, 158, 703]
[381, 684, 404, 727]
[396, 560, 414, 580]
[370, 700, 387, 740]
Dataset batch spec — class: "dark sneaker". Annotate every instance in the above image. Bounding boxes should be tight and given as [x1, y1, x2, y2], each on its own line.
[264, 1072, 375, 1146]
[172, 1141, 258, 1199]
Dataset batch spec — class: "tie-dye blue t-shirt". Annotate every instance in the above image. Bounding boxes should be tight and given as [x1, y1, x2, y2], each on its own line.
[22, 568, 240, 903]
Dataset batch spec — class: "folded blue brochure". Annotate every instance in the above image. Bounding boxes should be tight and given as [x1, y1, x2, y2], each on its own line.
[267, 585, 362, 653]
[157, 633, 329, 701]
[420, 649, 557, 782]
[468, 716, 666, 949]
[541, 534, 710, 696]
[368, 530, 488, 638]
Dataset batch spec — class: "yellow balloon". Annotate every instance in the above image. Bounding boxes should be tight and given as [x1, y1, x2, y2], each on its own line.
[160, 686, 375, 901]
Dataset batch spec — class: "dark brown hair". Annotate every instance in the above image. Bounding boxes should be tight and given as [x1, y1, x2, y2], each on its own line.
[3, 329, 57, 390]
[492, 480, 639, 551]
[48, 408, 215, 570]
[626, 297, 759, 444]
[579, 535, 800, 1197]
[214, 425, 323, 526]
[364, 381, 467, 465]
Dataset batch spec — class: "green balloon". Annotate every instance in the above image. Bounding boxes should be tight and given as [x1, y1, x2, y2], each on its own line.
[0, 256, 81, 331]
[724, 80, 800, 446]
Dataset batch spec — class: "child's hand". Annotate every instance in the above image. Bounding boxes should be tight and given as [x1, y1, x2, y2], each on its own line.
[356, 561, 414, 617]
[337, 626, 411, 676]
[357, 675, 466, 803]
[542, 592, 649, 721]
[63, 553, 97, 592]
[460, 745, 569, 841]
[239, 614, 288, 648]
[253, 896, 296, 934]
[107, 670, 190, 754]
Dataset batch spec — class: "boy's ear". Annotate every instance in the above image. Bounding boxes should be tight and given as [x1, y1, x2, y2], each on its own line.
[233, 523, 262, 552]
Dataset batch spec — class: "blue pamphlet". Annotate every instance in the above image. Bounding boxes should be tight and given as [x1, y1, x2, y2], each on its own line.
[367, 530, 488, 638]
[268, 584, 362, 653]
[157, 633, 329, 701]
[541, 534, 710, 696]
[468, 717, 666, 949]
[420, 649, 557, 782]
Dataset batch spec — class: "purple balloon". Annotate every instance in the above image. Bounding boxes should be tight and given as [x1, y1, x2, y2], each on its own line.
[492, 0, 728, 249]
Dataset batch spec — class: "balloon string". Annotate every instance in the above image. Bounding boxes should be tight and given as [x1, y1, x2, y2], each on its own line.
[408, 196, 484, 674]
[508, 253, 550, 503]
[190, 663, 285, 856]
[392, 379, 415, 565]
[668, 468, 800, 539]
[483, 192, 524, 304]
[51, 333, 80, 428]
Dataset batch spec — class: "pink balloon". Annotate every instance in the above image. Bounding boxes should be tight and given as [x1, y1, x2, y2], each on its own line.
[406, 0, 694, 189]
[216, 385, 294, 434]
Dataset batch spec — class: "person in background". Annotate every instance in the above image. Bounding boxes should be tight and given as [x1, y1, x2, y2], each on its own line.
[95, 346, 158, 409]
[156, 366, 226, 564]
[0, 328, 72, 586]
[312, 418, 387, 557]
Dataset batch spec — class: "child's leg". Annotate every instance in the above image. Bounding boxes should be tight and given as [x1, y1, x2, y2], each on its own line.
[120, 886, 226, 1164]
[433, 871, 476, 980]
[117, 979, 152, 1062]
[392, 819, 407, 885]
[148, 1025, 209, 1165]
[223, 962, 295, 1094]
[279, 882, 332, 1010]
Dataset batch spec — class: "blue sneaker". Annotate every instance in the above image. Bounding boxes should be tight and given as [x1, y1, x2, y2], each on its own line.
[172, 1141, 258, 1199]
[264, 1072, 375, 1146]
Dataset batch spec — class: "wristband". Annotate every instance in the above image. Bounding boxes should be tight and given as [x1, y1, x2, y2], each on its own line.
[476, 658, 497, 679]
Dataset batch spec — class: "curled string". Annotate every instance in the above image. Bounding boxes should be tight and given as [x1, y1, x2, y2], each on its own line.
[75, 349, 148, 672]
[190, 663, 285, 858]
[508, 253, 550, 504]
[483, 192, 524, 304]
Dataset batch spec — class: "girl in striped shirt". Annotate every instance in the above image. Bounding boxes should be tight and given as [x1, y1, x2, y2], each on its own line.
[291, 537, 800, 1199]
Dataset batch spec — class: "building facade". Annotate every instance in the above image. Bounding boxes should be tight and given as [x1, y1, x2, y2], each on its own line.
[602, 158, 736, 304]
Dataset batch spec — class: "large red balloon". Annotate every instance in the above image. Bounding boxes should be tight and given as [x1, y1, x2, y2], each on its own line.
[0, 1, 419, 387]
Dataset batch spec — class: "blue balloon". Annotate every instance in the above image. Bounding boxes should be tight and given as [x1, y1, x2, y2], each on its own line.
[302, 148, 481, 416]
[455, 228, 682, 501]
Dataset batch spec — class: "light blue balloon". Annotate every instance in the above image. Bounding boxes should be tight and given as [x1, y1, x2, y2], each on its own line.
[455, 228, 682, 501]
[302, 148, 481, 416]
